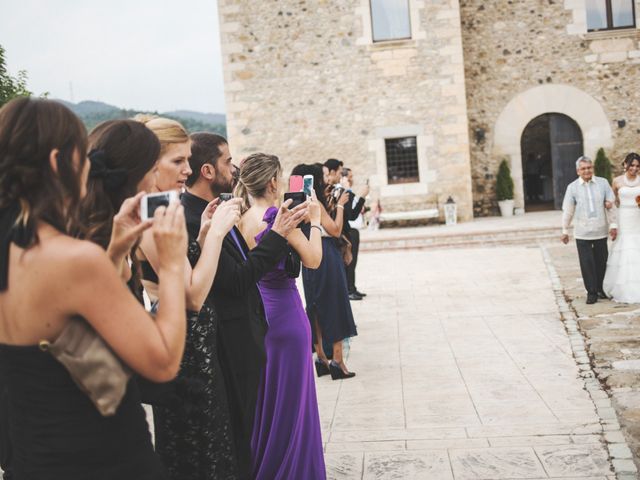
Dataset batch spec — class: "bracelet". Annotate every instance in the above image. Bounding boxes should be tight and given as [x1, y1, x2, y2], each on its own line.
[336, 205, 344, 209]
[310, 225, 322, 232]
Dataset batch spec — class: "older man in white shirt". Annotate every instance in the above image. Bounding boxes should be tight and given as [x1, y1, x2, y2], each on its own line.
[561, 156, 617, 304]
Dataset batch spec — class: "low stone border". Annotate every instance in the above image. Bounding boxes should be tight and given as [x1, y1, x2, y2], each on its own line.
[541, 245, 638, 479]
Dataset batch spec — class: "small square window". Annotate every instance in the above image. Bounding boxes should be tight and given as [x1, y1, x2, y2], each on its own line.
[370, 0, 412, 42]
[586, 0, 636, 31]
[385, 137, 419, 184]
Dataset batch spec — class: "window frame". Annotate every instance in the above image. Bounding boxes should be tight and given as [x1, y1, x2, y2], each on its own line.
[587, 0, 637, 32]
[384, 136, 420, 185]
[369, 0, 413, 43]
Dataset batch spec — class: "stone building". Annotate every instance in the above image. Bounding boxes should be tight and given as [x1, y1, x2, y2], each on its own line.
[218, 0, 640, 220]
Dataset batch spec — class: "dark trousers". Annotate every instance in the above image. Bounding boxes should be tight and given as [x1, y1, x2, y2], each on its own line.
[346, 229, 360, 293]
[576, 238, 608, 295]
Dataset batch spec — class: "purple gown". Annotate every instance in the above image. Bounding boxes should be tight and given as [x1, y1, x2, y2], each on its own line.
[250, 207, 326, 480]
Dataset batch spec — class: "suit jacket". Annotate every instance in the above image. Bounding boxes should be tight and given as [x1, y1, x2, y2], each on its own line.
[181, 191, 288, 479]
[342, 191, 366, 238]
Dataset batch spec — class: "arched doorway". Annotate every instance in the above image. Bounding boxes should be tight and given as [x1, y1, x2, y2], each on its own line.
[520, 113, 583, 211]
[493, 84, 612, 212]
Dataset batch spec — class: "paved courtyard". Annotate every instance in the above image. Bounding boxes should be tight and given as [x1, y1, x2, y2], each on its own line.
[315, 245, 619, 479]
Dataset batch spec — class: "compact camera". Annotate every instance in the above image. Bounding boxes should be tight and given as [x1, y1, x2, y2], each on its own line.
[140, 191, 179, 221]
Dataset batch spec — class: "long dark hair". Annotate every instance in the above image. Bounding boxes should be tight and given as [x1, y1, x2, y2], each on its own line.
[0, 97, 88, 245]
[80, 120, 160, 249]
[623, 152, 640, 170]
[291, 163, 328, 209]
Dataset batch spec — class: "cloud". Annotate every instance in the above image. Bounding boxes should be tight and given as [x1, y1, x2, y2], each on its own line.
[0, 0, 226, 113]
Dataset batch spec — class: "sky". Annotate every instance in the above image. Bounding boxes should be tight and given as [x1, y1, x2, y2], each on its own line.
[0, 0, 227, 113]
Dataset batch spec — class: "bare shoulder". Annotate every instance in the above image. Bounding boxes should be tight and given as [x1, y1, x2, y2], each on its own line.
[240, 207, 267, 240]
[45, 236, 112, 276]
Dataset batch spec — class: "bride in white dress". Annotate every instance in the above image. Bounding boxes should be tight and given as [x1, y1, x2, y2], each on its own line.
[603, 153, 640, 303]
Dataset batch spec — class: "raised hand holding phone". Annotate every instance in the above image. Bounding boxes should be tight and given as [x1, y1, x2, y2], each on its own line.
[153, 200, 188, 274]
[209, 198, 242, 237]
[338, 189, 350, 206]
[197, 198, 220, 245]
[308, 190, 321, 225]
[108, 191, 154, 261]
[272, 200, 309, 238]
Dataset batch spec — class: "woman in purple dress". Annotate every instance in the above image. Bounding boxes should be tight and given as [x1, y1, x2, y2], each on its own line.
[235, 153, 326, 480]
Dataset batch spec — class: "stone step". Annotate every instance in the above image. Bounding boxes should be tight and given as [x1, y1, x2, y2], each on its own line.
[360, 226, 559, 252]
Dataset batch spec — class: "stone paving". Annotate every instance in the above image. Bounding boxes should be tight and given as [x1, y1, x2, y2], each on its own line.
[547, 243, 640, 477]
[315, 245, 624, 479]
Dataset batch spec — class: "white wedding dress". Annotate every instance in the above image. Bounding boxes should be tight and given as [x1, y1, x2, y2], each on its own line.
[603, 182, 640, 303]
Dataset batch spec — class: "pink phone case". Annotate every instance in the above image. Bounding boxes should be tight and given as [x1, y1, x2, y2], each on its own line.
[289, 175, 303, 192]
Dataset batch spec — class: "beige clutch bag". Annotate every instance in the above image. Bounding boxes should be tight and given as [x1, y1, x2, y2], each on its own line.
[39, 317, 132, 416]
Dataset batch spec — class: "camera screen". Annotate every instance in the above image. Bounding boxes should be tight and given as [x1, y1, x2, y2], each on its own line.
[303, 177, 314, 197]
[147, 194, 171, 217]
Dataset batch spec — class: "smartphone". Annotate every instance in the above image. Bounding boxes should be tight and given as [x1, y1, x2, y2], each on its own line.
[303, 175, 314, 197]
[283, 191, 306, 228]
[283, 191, 306, 209]
[140, 190, 179, 221]
[289, 175, 303, 192]
[332, 186, 345, 199]
[219, 193, 234, 202]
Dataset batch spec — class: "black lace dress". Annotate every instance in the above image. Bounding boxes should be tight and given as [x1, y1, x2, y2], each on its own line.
[143, 241, 239, 480]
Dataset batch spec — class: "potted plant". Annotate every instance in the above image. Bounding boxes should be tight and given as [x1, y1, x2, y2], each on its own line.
[594, 147, 613, 184]
[496, 159, 514, 217]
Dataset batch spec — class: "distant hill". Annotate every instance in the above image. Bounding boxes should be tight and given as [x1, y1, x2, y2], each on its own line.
[59, 100, 227, 136]
[164, 110, 226, 125]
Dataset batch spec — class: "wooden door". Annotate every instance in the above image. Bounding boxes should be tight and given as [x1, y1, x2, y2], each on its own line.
[549, 114, 583, 209]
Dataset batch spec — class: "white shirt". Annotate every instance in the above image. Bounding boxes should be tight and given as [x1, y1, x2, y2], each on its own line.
[562, 176, 617, 240]
[349, 195, 364, 230]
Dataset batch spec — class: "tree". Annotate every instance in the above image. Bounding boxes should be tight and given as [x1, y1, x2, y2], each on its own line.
[0, 45, 32, 107]
[496, 159, 514, 201]
[594, 147, 613, 184]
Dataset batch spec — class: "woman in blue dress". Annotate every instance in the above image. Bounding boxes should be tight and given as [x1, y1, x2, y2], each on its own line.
[292, 163, 358, 380]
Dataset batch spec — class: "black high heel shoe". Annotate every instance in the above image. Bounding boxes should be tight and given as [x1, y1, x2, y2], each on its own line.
[315, 359, 330, 378]
[329, 361, 356, 380]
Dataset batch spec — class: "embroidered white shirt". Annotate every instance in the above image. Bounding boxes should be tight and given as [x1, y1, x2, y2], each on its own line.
[562, 176, 617, 239]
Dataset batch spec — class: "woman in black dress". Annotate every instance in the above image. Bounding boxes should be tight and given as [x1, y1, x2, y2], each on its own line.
[0, 99, 187, 478]
[134, 116, 242, 479]
[293, 163, 358, 380]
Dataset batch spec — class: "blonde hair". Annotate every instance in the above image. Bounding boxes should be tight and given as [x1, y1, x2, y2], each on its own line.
[234, 153, 282, 212]
[133, 114, 189, 154]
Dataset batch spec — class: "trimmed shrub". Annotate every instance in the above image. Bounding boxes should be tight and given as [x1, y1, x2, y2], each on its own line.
[496, 159, 514, 201]
[594, 147, 613, 184]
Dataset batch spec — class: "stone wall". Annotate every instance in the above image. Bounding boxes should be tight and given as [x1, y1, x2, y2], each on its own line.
[218, 0, 475, 221]
[460, 0, 640, 216]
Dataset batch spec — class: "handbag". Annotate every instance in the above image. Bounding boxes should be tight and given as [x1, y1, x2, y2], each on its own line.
[284, 246, 301, 278]
[338, 235, 353, 266]
[39, 316, 131, 416]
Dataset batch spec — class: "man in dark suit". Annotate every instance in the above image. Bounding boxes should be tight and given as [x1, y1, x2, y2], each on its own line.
[183, 133, 307, 479]
[341, 167, 369, 300]
[323, 159, 369, 300]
